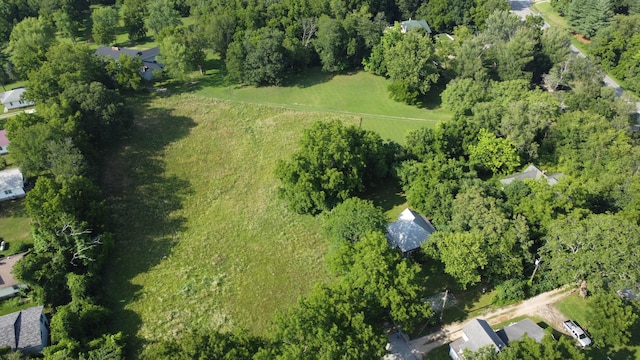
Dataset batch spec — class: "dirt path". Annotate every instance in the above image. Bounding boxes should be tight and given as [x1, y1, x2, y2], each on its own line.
[404, 286, 576, 357]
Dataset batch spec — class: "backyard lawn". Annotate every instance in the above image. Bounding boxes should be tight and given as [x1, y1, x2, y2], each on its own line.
[0, 200, 31, 255]
[102, 94, 380, 355]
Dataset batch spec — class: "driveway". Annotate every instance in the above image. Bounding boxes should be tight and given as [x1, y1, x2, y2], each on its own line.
[385, 286, 576, 359]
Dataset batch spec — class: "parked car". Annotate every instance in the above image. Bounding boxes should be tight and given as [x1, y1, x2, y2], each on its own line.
[563, 319, 592, 347]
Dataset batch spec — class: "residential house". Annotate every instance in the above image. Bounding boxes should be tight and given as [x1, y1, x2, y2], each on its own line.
[95, 46, 162, 81]
[0, 168, 25, 202]
[0, 306, 49, 354]
[400, 18, 432, 34]
[0, 252, 28, 300]
[449, 318, 544, 360]
[0, 129, 8, 155]
[0, 88, 35, 113]
[500, 164, 563, 186]
[386, 208, 436, 254]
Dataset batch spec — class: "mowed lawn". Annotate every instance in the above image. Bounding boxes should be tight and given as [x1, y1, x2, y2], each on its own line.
[0, 200, 31, 255]
[196, 69, 452, 144]
[102, 94, 363, 353]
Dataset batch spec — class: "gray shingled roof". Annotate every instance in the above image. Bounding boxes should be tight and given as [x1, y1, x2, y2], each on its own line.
[400, 19, 432, 34]
[386, 208, 436, 253]
[496, 318, 545, 344]
[0, 306, 45, 352]
[450, 319, 506, 358]
[0, 88, 30, 105]
[0, 168, 23, 192]
[500, 164, 563, 186]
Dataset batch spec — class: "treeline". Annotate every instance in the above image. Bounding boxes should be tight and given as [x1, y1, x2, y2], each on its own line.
[548, 0, 640, 93]
[4, 39, 140, 357]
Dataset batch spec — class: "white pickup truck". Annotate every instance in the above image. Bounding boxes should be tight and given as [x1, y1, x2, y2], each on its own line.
[563, 320, 592, 347]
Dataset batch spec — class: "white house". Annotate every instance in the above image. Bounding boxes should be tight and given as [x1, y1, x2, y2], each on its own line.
[0, 129, 8, 155]
[0, 168, 25, 201]
[95, 46, 163, 81]
[0, 87, 35, 113]
[400, 18, 432, 34]
[0, 306, 49, 354]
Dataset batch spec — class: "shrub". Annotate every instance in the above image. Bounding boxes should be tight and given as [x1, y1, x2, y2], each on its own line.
[493, 279, 528, 306]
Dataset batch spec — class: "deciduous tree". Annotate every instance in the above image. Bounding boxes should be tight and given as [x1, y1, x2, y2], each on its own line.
[275, 120, 392, 214]
[587, 291, 638, 347]
[91, 7, 119, 45]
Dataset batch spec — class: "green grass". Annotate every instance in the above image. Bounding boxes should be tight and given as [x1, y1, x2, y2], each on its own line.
[0, 296, 35, 316]
[556, 293, 640, 359]
[102, 94, 384, 355]
[0, 200, 31, 255]
[194, 68, 452, 144]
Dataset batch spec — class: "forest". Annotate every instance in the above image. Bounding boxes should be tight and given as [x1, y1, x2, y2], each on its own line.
[0, 0, 638, 359]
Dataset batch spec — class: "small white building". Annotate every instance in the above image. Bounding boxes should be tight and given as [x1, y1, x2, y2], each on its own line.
[0, 168, 25, 201]
[0, 129, 8, 155]
[0, 88, 35, 112]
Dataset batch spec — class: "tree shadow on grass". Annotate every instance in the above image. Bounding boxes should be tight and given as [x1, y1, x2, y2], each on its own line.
[100, 104, 196, 357]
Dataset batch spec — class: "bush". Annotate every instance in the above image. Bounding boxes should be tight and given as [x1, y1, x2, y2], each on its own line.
[493, 279, 529, 306]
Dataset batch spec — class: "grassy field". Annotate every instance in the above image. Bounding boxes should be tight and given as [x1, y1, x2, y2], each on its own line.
[102, 94, 396, 354]
[556, 293, 640, 359]
[0, 200, 31, 255]
[193, 67, 451, 144]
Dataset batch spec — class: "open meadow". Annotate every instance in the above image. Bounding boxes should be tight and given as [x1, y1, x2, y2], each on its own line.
[194, 67, 451, 144]
[102, 93, 375, 353]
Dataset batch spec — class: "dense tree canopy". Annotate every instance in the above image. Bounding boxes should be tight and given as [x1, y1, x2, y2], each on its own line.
[275, 120, 393, 214]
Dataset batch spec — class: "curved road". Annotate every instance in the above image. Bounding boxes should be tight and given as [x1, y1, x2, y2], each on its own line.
[385, 286, 575, 359]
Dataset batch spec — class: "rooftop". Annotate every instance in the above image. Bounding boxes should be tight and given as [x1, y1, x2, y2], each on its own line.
[386, 208, 436, 253]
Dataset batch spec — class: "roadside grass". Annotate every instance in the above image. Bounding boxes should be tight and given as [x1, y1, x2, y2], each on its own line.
[192, 67, 451, 144]
[102, 94, 370, 354]
[556, 293, 640, 359]
[0, 200, 31, 255]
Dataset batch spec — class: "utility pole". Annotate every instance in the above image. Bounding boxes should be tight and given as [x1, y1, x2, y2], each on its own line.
[530, 258, 541, 283]
[440, 289, 449, 321]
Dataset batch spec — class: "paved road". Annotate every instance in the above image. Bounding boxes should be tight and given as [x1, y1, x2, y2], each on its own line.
[384, 286, 575, 359]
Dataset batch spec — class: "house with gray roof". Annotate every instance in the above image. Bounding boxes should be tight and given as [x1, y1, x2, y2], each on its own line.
[95, 46, 162, 81]
[449, 318, 545, 359]
[386, 208, 436, 254]
[0, 306, 49, 354]
[0, 168, 25, 202]
[0, 88, 35, 113]
[400, 18, 432, 34]
[500, 164, 563, 186]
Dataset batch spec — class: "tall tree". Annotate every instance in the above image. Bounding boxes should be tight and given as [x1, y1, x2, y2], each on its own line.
[587, 291, 638, 347]
[275, 120, 392, 214]
[385, 30, 439, 104]
[146, 0, 181, 37]
[314, 15, 348, 72]
[122, 0, 148, 41]
[8, 17, 56, 77]
[468, 128, 520, 174]
[322, 197, 387, 244]
[568, 0, 613, 38]
[91, 6, 119, 45]
[542, 212, 640, 295]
